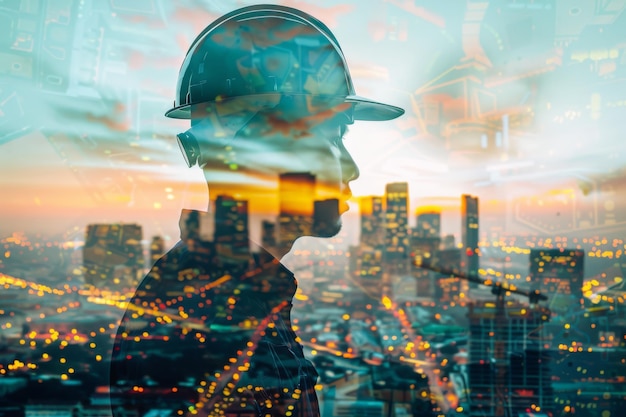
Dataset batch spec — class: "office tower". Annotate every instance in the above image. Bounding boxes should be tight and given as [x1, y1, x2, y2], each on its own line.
[468, 301, 553, 417]
[278, 172, 315, 250]
[313, 198, 339, 236]
[179, 209, 213, 241]
[384, 182, 409, 260]
[214, 195, 249, 257]
[442, 234, 456, 250]
[350, 246, 384, 304]
[261, 220, 277, 249]
[83, 223, 144, 290]
[434, 248, 462, 302]
[410, 233, 439, 299]
[181, 210, 200, 241]
[149, 235, 165, 264]
[529, 249, 584, 306]
[415, 208, 441, 239]
[411, 205, 443, 299]
[411, 221, 462, 301]
[462, 194, 479, 285]
[360, 196, 385, 248]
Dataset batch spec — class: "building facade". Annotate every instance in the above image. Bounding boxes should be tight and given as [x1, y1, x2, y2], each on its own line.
[82, 223, 143, 290]
[467, 300, 553, 417]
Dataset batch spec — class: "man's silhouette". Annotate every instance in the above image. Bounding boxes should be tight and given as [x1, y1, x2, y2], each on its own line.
[110, 5, 403, 416]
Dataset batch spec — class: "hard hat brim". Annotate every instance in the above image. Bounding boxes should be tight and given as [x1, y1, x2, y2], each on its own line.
[165, 94, 404, 121]
[346, 95, 405, 122]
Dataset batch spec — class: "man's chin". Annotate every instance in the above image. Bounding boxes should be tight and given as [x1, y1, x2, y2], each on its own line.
[312, 218, 342, 238]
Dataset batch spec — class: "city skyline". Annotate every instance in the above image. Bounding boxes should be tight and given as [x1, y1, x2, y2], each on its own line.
[2, 1, 626, 244]
[1, 1, 626, 416]
[1, 181, 625, 416]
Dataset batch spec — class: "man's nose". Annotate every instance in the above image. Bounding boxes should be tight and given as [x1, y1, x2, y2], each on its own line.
[342, 148, 360, 182]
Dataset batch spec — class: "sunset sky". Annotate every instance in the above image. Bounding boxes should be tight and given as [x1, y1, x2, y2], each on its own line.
[1, 0, 625, 246]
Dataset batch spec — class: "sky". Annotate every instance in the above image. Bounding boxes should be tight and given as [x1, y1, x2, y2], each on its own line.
[1, 0, 625, 246]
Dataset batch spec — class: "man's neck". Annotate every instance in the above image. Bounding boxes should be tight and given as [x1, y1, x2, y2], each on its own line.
[179, 208, 295, 262]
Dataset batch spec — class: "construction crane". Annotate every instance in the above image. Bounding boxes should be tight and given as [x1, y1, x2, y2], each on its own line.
[414, 259, 547, 304]
[415, 259, 548, 417]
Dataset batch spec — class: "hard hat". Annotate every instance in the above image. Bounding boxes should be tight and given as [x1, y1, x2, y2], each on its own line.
[165, 4, 404, 122]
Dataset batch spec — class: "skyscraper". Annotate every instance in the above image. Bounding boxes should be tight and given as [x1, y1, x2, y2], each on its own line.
[278, 172, 315, 250]
[410, 234, 439, 299]
[261, 220, 277, 249]
[350, 244, 384, 304]
[214, 195, 249, 258]
[433, 248, 462, 302]
[354, 195, 386, 300]
[83, 223, 144, 290]
[149, 235, 165, 265]
[359, 196, 385, 248]
[467, 300, 553, 417]
[415, 207, 441, 239]
[411, 206, 442, 299]
[462, 194, 479, 286]
[384, 182, 409, 261]
[313, 198, 339, 236]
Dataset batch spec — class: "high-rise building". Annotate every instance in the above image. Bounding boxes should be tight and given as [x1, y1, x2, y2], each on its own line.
[352, 246, 384, 302]
[467, 300, 553, 417]
[415, 208, 441, 239]
[529, 249, 584, 306]
[360, 196, 385, 248]
[261, 220, 276, 249]
[410, 205, 463, 301]
[433, 248, 462, 302]
[179, 209, 213, 241]
[214, 195, 249, 258]
[462, 194, 479, 286]
[278, 172, 315, 250]
[313, 198, 339, 236]
[410, 205, 443, 299]
[83, 223, 144, 290]
[410, 233, 440, 299]
[149, 235, 165, 264]
[441, 234, 456, 250]
[384, 182, 409, 261]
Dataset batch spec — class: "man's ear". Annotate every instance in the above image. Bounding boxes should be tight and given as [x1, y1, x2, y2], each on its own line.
[177, 130, 201, 168]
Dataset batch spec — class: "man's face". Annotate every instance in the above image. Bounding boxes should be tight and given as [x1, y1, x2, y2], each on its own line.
[286, 115, 359, 238]
[192, 103, 359, 242]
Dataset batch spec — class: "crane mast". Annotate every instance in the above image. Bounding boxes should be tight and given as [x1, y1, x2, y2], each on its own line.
[415, 260, 547, 417]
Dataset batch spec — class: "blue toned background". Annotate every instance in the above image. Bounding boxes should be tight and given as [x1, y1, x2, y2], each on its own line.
[1, 1, 625, 416]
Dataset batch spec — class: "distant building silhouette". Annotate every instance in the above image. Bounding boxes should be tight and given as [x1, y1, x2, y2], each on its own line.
[433, 248, 462, 302]
[179, 209, 213, 241]
[149, 235, 165, 265]
[384, 182, 409, 262]
[359, 196, 385, 249]
[261, 220, 277, 249]
[82, 223, 143, 290]
[313, 198, 339, 236]
[353, 195, 387, 300]
[410, 203, 465, 302]
[529, 248, 584, 309]
[214, 195, 249, 258]
[278, 172, 315, 250]
[352, 246, 384, 301]
[468, 300, 553, 417]
[461, 194, 479, 287]
[441, 234, 456, 250]
[415, 208, 441, 239]
[410, 233, 440, 299]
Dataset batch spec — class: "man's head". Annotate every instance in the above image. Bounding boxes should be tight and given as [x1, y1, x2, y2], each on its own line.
[167, 5, 403, 248]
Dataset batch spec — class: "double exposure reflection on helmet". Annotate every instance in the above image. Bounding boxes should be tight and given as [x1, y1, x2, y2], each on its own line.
[110, 5, 403, 417]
